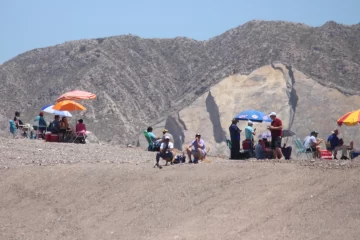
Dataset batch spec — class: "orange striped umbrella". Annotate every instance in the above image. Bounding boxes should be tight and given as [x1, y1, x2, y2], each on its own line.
[57, 90, 96, 102]
[53, 100, 86, 111]
[337, 109, 360, 126]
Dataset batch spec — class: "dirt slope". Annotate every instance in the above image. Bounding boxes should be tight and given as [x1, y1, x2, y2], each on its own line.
[1, 138, 360, 240]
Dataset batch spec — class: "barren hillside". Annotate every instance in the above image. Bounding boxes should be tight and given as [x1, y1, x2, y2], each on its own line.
[0, 20, 359, 144]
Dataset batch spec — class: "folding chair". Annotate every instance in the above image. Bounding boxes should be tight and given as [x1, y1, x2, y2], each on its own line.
[226, 139, 232, 150]
[293, 139, 313, 160]
[73, 130, 87, 143]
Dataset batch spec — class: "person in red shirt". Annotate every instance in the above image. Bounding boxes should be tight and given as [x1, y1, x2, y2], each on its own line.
[268, 112, 283, 159]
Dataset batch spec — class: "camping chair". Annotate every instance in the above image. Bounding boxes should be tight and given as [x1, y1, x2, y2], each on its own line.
[143, 130, 157, 151]
[293, 139, 313, 160]
[226, 139, 232, 150]
[73, 130, 87, 143]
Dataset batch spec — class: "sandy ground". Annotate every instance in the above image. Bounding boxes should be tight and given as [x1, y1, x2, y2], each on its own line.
[1, 137, 360, 240]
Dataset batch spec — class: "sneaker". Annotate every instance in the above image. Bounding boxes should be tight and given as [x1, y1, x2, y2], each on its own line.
[193, 159, 198, 164]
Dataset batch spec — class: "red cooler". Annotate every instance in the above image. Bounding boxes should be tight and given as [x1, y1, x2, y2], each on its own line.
[45, 133, 52, 142]
[320, 150, 332, 160]
[50, 134, 59, 142]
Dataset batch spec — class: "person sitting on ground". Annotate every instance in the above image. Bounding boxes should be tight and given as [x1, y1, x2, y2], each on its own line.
[245, 120, 256, 147]
[186, 133, 206, 164]
[38, 112, 47, 139]
[155, 136, 174, 169]
[255, 139, 266, 159]
[303, 131, 323, 158]
[348, 141, 360, 159]
[327, 129, 348, 160]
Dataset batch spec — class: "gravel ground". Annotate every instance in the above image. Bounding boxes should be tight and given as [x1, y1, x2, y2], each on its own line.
[1, 137, 360, 240]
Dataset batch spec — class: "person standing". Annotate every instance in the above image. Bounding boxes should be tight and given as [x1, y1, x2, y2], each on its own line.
[268, 112, 283, 159]
[229, 118, 241, 159]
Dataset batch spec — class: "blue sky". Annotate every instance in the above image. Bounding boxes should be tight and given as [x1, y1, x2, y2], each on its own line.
[1, 0, 359, 63]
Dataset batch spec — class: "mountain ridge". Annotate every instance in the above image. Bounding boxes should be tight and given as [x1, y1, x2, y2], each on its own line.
[1, 20, 359, 144]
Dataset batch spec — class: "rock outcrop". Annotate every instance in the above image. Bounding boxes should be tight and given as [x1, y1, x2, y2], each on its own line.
[145, 64, 360, 156]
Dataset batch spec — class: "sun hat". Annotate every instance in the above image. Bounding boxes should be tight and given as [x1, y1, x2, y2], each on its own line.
[163, 129, 168, 133]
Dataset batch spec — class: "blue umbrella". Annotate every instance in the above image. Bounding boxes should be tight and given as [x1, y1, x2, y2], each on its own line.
[234, 110, 271, 123]
[41, 105, 72, 117]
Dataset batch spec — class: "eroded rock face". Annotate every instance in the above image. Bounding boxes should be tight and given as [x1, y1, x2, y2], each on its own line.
[145, 64, 360, 156]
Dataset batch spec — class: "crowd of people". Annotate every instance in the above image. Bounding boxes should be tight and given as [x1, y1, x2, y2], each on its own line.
[229, 112, 285, 160]
[11, 111, 87, 143]
[145, 127, 209, 168]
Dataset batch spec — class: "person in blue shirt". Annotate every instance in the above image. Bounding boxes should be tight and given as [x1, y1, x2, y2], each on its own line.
[244, 120, 256, 151]
[229, 118, 241, 159]
[244, 120, 256, 140]
[327, 129, 348, 159]
[37, 112, 47, 139]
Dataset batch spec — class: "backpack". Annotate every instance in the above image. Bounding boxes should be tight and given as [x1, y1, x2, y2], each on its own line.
[174, 155, 186, 164]
[281, 146, 292, 160]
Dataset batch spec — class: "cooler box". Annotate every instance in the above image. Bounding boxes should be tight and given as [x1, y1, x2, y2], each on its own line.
[45, 132, 52, 142]
[50, 134, 59, 142]
[320, 150, 332, 160]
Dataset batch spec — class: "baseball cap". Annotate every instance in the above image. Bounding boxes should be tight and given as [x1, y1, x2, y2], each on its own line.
[310, 130, 318, 135]
[195, 133, 201, 137]
[269, 112, 276, 116]
[165, 136, 170, 140]
[248, 120, 253, 124]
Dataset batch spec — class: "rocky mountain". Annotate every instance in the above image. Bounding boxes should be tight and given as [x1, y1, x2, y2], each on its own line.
[0, 20, 359, 145]
[145, 63, 360, 155]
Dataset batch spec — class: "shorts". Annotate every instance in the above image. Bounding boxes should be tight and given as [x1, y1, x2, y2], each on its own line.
[271, 136, 282, 149]
[192, 149, 206, 156]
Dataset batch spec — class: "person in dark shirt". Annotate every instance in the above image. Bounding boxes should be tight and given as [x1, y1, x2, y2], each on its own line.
[51, 115, 61, 133]
[327, 129, 348, 159]
[38, 112, 47, 138]
[229, 118, 241, 159]
[268, 112, 283, 159]
[13, 111, 23, 128]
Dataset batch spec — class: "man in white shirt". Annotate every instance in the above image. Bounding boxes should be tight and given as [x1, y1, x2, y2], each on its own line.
[155, 136, 174, 169]
[303, 131, 323, 158]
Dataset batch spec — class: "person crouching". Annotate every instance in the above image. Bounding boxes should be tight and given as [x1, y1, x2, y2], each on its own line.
[155, 136, 174, 169]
